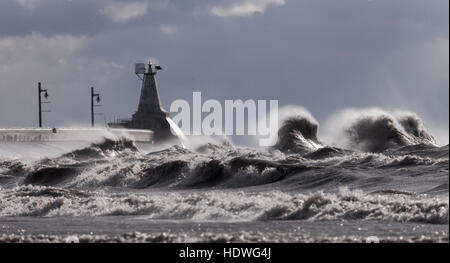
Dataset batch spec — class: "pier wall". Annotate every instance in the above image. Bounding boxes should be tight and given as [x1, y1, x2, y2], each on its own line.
[0, 128, 153, 143]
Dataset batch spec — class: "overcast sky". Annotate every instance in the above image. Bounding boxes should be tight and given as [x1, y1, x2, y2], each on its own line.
[0, 0, 448, 144]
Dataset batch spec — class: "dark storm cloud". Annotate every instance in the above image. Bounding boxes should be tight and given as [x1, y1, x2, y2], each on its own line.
[0, 0, 107, 36]
[0, 0, 184, 36]
[0, 0, 448, 144]
[0, 0, 246, 37]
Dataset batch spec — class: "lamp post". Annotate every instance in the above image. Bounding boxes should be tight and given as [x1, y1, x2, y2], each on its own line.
[38, 82, 49, 128]
[91, 87, 101, 127]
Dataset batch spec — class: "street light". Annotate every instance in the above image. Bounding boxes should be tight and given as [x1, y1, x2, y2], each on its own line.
[38, 82, 50, 127]
[91, 87, 101, 127]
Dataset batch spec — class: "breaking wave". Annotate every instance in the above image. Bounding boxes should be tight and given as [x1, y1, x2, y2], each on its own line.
[0, 122, 443, 193]
[322, 109, 437, 152]
[0, 186, 447, 224]
[269, 107, 439, 155]
[274, 116, 323, 153]
[344, 112, 436, 152]
[61, 138, 138, 160]
[0, 107, 448, 231]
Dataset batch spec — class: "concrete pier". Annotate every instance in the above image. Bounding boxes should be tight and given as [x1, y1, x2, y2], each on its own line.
[0, 128, 153, 143]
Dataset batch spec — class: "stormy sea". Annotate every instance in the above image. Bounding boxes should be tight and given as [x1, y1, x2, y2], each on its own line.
[0, 109, 448, 243]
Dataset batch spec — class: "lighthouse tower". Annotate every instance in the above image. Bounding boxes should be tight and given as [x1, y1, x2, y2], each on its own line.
[130, 61, 173, 141]
[109, 61, 174, 141]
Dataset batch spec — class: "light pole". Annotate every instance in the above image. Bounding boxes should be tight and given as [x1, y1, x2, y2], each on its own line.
[91, 87, 101, 127]
[38, 82, 49, 128]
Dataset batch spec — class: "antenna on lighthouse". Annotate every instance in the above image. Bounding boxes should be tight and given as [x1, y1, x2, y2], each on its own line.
[147, 60, 163, 75]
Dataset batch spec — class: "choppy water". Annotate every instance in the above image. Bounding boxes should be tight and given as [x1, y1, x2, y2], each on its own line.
[0, 110, 448, 242]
